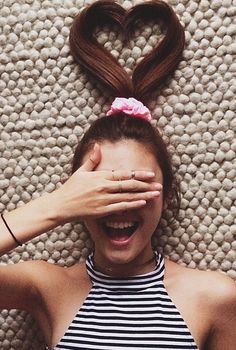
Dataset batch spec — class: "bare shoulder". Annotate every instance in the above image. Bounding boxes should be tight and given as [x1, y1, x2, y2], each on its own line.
[0, 259, 76, 312]
[22, 260, 88, 311]
[164, 257, 236, 349]
[27, 259, 88, 286]
[0, 259, 60, 285]
[165, 257, 236, 304]
[14, 259, 67, 281]
[4, 259, 88, 293]
[164, 256, 236, 339]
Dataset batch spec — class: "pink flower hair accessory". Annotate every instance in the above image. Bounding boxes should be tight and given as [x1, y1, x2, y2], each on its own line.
[106, 97, 152, 121]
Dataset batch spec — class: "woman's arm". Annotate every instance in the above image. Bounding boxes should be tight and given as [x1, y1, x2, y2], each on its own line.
[0, 193, 59, 255]
[0, 143, 161, 313]
[0, 143, 160, 255]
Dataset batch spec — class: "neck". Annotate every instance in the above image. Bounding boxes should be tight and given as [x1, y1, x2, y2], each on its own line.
[93, 253, 156, 277]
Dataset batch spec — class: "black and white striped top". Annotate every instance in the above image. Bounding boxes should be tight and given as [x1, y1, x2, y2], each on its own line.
[54, 253, 198, 350]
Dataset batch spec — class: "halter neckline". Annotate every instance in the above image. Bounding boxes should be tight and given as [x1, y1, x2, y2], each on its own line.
[54, 252, 198, 350]
[86, 252, 165, 292]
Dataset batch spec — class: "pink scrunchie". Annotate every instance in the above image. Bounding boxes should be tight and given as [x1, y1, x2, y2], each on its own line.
[106, 97, 152, 121]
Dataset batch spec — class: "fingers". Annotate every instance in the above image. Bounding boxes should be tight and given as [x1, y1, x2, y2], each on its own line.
[109, 190, 161, 203]
[79, 143, 101, 172]
[103, 200, 148, 214]
[92, 185, 162, 217]
[107, 169, 156, 181]
[96, 191, 162, 216]
[107, 179, 162, 193]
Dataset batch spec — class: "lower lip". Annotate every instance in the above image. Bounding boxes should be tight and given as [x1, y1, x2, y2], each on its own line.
[107, 233, 135, 247]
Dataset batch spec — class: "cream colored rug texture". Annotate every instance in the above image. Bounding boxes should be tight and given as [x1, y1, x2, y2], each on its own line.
[0, 0, 235, 349]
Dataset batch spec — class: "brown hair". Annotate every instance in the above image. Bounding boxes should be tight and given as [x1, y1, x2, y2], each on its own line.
[69, 0, 185, 102]
[69, 0, 185, 216]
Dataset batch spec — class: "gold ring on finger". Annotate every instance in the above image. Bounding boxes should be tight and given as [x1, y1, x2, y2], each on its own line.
[131, 170, 135, 179]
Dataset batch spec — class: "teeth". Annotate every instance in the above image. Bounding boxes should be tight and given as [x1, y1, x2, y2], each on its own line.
[105, 221, 135, 229]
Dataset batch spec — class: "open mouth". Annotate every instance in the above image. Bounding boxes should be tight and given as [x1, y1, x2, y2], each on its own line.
[102, 221, 139, 242]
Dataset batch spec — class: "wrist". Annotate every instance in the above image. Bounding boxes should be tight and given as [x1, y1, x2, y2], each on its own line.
[45, 190, 68, 226]
[4, 192, 62, 245]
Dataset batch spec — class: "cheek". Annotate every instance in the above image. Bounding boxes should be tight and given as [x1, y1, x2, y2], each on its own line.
[141, 195, 164, 225]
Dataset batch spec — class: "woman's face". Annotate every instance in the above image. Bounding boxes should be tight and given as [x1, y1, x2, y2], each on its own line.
[83, 139, 165, 272]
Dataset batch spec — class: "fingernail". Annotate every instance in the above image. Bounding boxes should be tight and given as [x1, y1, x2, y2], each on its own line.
[146, 172, 155, 177]
[152, 191, 160, 196]
[153, 183, 162, 190]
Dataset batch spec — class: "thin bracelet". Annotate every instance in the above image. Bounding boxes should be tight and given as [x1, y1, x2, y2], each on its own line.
[1, 213, 23, 246]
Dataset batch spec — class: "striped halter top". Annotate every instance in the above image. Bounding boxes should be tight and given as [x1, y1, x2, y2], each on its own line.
[54, 253, 198, 350]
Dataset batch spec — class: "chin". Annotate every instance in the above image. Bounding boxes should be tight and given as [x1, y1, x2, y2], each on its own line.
[109, 251, 134, 265]
[96, 243, 149, 269]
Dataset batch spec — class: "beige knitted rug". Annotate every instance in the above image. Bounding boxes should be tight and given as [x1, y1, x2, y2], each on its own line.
[0, 0, 235, 349]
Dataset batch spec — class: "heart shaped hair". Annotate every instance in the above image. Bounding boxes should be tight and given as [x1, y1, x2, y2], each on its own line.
[70, 0, 185, 217]
[69, 0, 185, 103]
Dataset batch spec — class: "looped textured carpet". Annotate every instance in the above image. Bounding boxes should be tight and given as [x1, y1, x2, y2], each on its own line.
[0, 0, 235, 349]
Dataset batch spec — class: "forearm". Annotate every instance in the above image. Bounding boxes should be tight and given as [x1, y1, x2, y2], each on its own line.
[0, 191, 61, 255]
